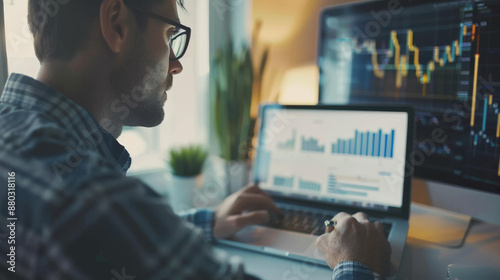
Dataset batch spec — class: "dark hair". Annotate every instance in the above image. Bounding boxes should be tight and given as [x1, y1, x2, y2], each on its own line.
[28, 0, 185, 62]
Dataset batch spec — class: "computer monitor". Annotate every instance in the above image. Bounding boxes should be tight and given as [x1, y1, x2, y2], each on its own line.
[317, 0, 500, 225]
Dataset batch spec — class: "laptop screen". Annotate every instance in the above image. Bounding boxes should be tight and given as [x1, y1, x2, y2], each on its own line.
[254, 105, 412, 213]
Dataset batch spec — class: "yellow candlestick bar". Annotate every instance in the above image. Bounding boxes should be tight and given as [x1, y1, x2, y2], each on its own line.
[422, 74, 428, 96]
[471, 53, 480, 127]
[434, 46, 440, 62]
[497, 114, 500, 138]
[497, 115, 500, 175]
[391, 31, 402, 89]
[396, 68, 402, 89]
[371, 41, 385, 79]
[414, 46, 421, 78]
[489, 94, 493, 106]
[392, 31, 400, 70]
[429, 61, 435, 71]
[401, 55, 408, 77]
[455, 40, 460, 56]
[425, 61, 435, 84]
[447, 45, 453, 62]
[463, 25, 467, 36]
[497, 156, 500, 176]
[408, 29, 414, 51]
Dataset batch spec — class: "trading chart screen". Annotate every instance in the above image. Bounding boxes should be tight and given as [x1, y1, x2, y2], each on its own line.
[318, 0, 500, 193]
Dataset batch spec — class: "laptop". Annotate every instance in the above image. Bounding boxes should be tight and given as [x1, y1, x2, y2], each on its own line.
[216, 104, 414, 277]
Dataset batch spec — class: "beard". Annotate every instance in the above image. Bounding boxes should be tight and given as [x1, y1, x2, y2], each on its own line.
[108, 38, 171, 128]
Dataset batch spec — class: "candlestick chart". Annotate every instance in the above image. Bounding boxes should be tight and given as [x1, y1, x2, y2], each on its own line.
[319, 0, 500, 191]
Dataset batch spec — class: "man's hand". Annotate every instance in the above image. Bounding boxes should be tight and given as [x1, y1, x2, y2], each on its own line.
[316, 212, 392, 276]
[213, 184, 281, 239]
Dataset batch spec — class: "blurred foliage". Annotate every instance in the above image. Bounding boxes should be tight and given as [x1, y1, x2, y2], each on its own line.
[168, 145, 208, 177]
[211, 39, 254, 161]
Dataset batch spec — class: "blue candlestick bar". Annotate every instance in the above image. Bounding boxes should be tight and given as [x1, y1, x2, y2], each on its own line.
[482, 97, 488, 132]
[273, 175, 294, 188]
[301, 136, 325, 153]
[331, 129, 395, 158]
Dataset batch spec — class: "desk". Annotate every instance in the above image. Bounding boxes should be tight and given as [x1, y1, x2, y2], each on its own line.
[215, 215, 500, 280]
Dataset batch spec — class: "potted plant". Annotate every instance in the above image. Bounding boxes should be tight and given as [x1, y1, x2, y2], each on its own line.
[210, 38, 254, 194]
[166, 145, 208, 211]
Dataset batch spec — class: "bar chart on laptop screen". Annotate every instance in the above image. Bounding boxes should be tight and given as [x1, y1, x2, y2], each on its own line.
[255, 109, 408, 209]
[319, 0, 500, 192]
[330, 129, 395, 158]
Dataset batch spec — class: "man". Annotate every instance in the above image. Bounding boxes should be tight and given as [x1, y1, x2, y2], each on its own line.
[0, 0, 391, 279]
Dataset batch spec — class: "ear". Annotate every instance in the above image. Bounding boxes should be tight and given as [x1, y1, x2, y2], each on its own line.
[100, 0, 131, 53]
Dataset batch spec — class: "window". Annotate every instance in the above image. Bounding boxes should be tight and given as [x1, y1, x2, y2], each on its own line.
[2, 1, 210, 173]
[4, 0, 40, 78]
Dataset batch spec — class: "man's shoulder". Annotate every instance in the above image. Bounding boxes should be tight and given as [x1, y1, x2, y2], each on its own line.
[0, 143, 143, 206]
[0, 108, 118, 182]
[0, 108, 75, 152]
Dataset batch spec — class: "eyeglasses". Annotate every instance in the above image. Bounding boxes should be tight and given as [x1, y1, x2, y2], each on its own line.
[126, 4, 191, 61]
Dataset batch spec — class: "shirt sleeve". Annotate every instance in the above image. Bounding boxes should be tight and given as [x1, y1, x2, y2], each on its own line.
[332, 261, 381, 280]
[47, 174, 244, 280]
[178, 208, 216, 241]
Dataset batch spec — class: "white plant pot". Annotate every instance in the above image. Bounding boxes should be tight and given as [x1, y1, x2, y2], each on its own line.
[168, 174, 203, 212]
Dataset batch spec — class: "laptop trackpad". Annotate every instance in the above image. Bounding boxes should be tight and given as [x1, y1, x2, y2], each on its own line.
[229, 225, 323, 258]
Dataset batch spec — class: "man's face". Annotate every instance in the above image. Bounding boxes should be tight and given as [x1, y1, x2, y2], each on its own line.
[109, 0, 183, 128]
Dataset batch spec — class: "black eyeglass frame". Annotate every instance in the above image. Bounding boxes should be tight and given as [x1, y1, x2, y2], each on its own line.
[126, 4, 191, 61]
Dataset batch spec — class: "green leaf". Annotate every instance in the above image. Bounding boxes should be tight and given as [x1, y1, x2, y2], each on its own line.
[210, 38, 254, 161]
[167, 145, 208, 177]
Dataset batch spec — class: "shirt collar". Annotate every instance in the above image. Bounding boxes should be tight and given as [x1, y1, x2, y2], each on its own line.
[1, 73, 131, 172]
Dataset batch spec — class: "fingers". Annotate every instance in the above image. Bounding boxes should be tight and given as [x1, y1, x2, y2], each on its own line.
[327, 212, 370, 233]
[325, 212, 348, 234]
[315, 233, 327, 250]
[234, 193, 281, 214]
[374, 221, 384, 233]
[352, 212, 369, 223]
[245, 185, 282, 215]
[324, 212, 348, 234]
[323, 212, 377, 235]
[234, 210, 270, 230]
[331, 212, 351, 222]
[325, 224, 334, 234]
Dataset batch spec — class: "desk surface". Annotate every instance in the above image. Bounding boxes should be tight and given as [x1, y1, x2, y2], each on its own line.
[136, 169, 500, 279]
[136, 168, 500, 279]
[215, 217, 500, 280]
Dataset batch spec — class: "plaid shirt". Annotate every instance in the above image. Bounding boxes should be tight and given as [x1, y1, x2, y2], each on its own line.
[0, 74, 376, 280]
[332, 262, 381, 280]
[0, 74, 243, 280]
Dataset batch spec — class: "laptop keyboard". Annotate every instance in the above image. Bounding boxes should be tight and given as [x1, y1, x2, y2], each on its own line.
[266, 207, 392, 238]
